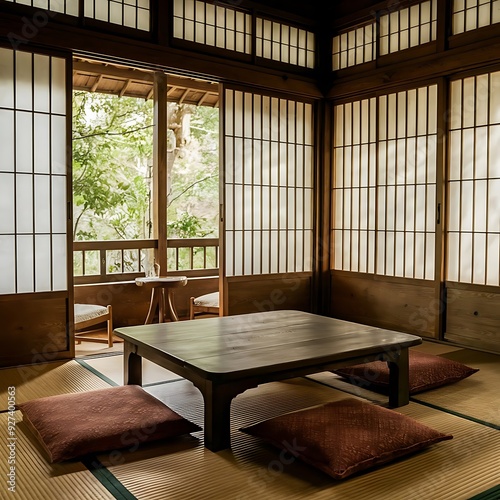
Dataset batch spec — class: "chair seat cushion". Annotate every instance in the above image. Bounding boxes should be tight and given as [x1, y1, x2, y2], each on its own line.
[74, 304, 108, 324]
[193, 292, 219, 308]
[240, 398, 452, 480]
[18, 385, 201, 463]
[333, 350, 479, 394]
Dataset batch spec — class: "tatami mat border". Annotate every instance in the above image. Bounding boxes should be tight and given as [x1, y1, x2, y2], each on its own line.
[77, 352, 125, 361]
[143, 378, 186, 388]
[82, 456, 137, 500]
[70, 360, 500, 500]
[76, 358, 119, 387]
[411, 397, 500, 431]
[467, 484, 500, 500]
[76, 357, 185, 388]
[305, 374, 500, 431]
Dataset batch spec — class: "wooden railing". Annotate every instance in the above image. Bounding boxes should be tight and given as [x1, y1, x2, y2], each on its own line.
[73, 238, 219, 284]
[166, 238, 219, 277]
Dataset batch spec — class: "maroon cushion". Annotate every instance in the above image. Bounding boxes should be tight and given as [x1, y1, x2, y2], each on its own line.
[18, 385, 201, 463]
[334, 351, 479, 394]
[241, 398, 452, 480]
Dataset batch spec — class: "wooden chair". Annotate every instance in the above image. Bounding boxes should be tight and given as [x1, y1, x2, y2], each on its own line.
[189, 292, 219, 320]
[74, 304, 113, 348]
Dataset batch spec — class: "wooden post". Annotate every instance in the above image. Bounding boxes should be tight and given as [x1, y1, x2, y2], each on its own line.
[434, 78, 448, 340]
[153, 72, 168, 275]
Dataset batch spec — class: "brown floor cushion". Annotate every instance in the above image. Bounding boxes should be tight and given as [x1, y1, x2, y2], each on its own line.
[241, 398, 452, 480]
[17, 385, 201, 463]
[334, 350, 479, 394]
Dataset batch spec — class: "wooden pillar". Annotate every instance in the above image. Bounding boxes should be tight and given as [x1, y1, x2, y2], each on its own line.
[314, 99, 332, 316]
[434, 77, 448, 339]
[153, 72, 168, 275]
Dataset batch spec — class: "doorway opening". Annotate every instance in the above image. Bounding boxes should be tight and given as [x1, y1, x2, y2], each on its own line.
[71, 57, 220, 357]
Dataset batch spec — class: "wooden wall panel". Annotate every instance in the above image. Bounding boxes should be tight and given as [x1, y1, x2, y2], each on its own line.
[74, 277, 219, 326]
[445, 287, 500, 353]
[0, 295, 69, 367]
[330, 272, 437, 337]
[226, 273, 312, 316]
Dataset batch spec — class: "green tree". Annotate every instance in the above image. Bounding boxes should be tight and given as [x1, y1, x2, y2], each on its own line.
[167, 105, 219, 238]
[72, 91, 153, 240]
[72, 91, 219, 243]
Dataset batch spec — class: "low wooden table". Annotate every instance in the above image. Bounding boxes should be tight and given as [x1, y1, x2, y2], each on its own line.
[114, 310, 422, 451]
[135, 276, 187, 323]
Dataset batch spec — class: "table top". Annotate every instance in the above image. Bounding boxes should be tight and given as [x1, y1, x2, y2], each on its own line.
[135, 276, 188, 287]
[115, 310, 422, 380]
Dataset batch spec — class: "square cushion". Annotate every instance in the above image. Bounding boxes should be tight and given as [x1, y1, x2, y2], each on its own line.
[334, 350, 479, 395]
[18, 385, 201, 463]
[240, 398, 452, 480]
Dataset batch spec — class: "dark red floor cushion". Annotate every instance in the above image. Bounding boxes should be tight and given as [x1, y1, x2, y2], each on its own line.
[18, 385, 201, 463]
[241, 398, 452, 480]
[334, 350, 479, 394]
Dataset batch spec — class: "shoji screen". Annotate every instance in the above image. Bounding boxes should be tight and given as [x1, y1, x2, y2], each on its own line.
[84, 0, 150, 31]
[452, 0, 500, 34]
[445, 70, 500, 352]
[448, 72, 500, 285]
[2, 0, 78, 15]
[377, 85, 437, 280]
[222, 88, 314, 314]
[379, 0, 437, 56]
[332, 98, 377, 273]
[331, 84, 439, 336]
[255, 18, 315, 69]
[224, 90, 313, 276]
[0, 49, 68, 294]
[333, 85, 437, 280]
[173, 0, 251, 54]
[0, 47, 72, 366]
[332, 23, 376, 70]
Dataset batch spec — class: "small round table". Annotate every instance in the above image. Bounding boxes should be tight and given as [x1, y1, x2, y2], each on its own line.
[135, 276, 188, 324]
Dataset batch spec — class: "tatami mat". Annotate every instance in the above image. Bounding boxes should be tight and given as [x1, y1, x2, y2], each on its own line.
[2, 344, 498, 499]
[102, 377, 500, 500]
[303, 340, 458, 405]
[0, 412, 116, 500]
[414, 349, 500, 428]
[80, 354, 182, 386]
[0, 360, 112, 411]
[75, 338, 124, 358]
[307, 345, 500, 429]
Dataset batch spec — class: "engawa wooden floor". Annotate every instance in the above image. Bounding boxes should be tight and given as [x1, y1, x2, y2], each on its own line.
[0, 340, 498, 500]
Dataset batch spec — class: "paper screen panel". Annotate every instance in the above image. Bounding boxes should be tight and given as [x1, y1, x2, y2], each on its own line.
[447, 71, 500, 285]
[379, 0, 437, 56]
[174, 0, 251, 54]
[224, 90, 314, 277]
[452, 0, 500, 35]
[0, 49, 68, 294]
[84, 0, 150, 30]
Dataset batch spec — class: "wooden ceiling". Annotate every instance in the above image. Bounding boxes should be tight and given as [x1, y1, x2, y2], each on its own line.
[73, 58, 220, 107]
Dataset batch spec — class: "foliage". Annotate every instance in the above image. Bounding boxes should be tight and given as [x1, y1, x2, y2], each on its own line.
[167, 105, 219, 238]
[72, 91, 153, 240]
[72, 91, 219, 244]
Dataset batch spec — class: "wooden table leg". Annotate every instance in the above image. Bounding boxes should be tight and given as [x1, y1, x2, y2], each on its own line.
[124, 341, 143, 385]
[202, 382, 235, 452]
[387, 347, 410, 407]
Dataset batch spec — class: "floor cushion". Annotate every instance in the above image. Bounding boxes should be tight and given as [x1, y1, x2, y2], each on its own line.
[334, 350, 479, 394]
[17, 385, 201, 463]
[240, 398, 452, 480]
